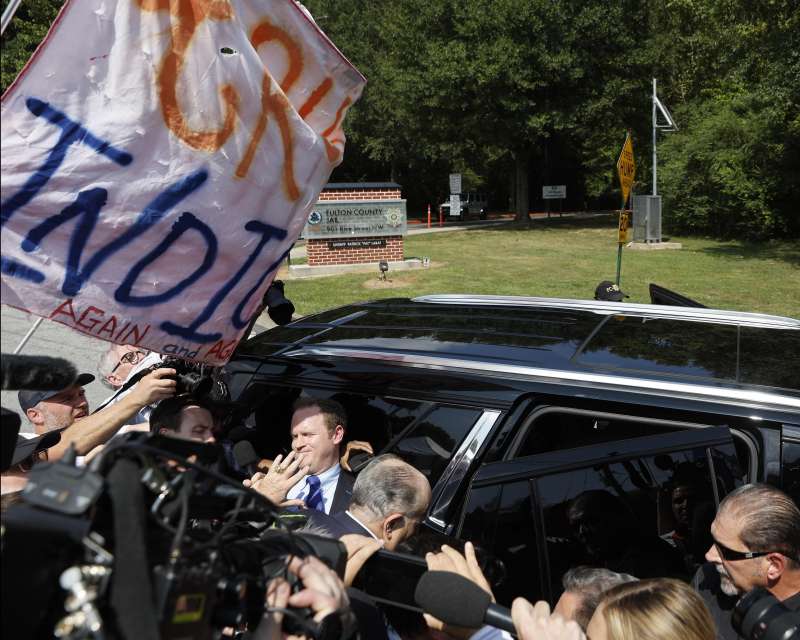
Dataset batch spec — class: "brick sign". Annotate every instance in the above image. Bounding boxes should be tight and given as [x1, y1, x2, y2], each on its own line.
[303, 200, 406, 239]
[327, 238, 387, 249]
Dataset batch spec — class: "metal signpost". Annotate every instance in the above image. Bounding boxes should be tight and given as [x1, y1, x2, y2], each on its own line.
[615, 132, 636, 286]
[652, 78, 678, 197]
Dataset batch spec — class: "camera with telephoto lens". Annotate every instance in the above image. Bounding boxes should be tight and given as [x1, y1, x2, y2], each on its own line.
[129, 355, 215, 399]
[1, 433, 353, 640]
[732, 587, 799, 640]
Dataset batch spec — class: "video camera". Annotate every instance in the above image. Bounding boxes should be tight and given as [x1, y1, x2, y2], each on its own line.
[125, 355, 217, 399]
[1, 432, 350, 640]
[732, 587, 799, 640]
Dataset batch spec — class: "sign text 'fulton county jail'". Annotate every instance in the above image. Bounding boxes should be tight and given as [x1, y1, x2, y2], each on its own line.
[303, 201, 407, 239]
[0, 0, 365, 364]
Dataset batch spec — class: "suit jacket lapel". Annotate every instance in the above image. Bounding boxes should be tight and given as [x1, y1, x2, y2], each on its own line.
[330, 470, 355, 515]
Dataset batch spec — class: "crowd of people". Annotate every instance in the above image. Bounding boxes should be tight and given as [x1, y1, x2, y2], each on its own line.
[1, 344, 798, 639]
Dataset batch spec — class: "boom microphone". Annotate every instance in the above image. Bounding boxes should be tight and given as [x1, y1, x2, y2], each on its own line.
[233, 440, 260, 475]
[1, 354, 77, 391]
[414, 571, 515, 634]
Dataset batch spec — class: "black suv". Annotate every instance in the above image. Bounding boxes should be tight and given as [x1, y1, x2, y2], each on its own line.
[226, 295, 800, 606]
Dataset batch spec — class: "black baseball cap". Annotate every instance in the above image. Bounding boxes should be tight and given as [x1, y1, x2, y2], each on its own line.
[594, 280, 629, 302]
[10, 431, 61, 467]
[17, 373, 95, 413]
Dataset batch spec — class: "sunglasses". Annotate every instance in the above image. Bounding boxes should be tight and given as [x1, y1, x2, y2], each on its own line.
[111, 349, 146, 373]
[713, 537, 771, 562]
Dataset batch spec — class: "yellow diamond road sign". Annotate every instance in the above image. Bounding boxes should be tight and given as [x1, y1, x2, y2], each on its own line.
[617, 133, 635, 207]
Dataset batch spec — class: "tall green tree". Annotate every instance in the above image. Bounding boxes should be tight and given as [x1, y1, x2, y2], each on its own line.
[648, 0, 799, 238]
[312, 0, 651, 220]
[1, 0, 64, 94]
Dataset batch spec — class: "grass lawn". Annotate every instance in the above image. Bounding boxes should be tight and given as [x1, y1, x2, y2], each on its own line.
[281, 216, 800, 318]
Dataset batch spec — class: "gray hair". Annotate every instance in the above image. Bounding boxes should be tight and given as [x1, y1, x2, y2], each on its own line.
[562, 566, 638, 631]
[96, 346, 121, 390]
[350, 454, 428, 520]
[719, 483, 800, 565]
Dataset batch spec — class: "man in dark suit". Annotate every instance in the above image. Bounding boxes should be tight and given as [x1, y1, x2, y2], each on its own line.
[306, 454, 431, 550]
[248, 397, 354, 514]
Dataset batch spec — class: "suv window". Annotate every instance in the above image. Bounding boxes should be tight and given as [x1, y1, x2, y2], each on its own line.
[390, 405, 483, 486]
[782, 426, 800, 504]
[240, 383, 481, 487]
[458, 481, 540, 606]
[241, 384, 431, 462]
[515, 409, 681, 457]
[536, 444, 744, 600]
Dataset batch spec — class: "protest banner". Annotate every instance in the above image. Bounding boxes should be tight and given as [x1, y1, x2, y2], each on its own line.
[0, 0, 365, 364]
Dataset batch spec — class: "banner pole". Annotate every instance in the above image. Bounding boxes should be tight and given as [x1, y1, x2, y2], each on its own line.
[1, 0, 24, 36]
[13, 317, 44, 354]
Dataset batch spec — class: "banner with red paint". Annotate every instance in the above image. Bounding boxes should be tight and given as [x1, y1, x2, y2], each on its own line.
[0, 0, 365, 363]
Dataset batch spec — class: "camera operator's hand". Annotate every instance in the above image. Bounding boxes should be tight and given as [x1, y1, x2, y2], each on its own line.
[511, 599, 586, 640]
[423, 542, 495, 639]
[253, 555, 351, 640]
[340, 534, 383, 587]
[245, 450, 308, 506]
[127, 368, 177, 406]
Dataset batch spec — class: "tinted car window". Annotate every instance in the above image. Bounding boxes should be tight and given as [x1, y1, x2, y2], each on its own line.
[329, 393, 431, 453]
[578, 316, 739, 381]
[391, 405, 482, 486]
[710, 444, 747, 498]
[782, 439, 800, 504]
[516, 410, 680, 457]
[536, 447, 719, 598]
[739, 327, 800, 389]
[459, 481, 539, 606]
[240, 384, 429, 460]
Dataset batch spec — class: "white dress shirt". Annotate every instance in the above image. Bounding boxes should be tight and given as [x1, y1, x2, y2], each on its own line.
[286, 463, 341, 514]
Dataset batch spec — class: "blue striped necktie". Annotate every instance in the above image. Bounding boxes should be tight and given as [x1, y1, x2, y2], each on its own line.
[305, 475, 324, 512]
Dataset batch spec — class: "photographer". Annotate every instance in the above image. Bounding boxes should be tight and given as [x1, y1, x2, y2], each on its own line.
[19, 367, 176, 460]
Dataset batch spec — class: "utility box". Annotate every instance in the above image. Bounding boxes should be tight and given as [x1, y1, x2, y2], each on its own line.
[632, 195, 662, 243]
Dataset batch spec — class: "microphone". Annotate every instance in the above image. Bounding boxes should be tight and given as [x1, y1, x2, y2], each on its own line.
[1, 354, 77, 391]
[414, 571, 515, 634]
[233, 440, 260, 476]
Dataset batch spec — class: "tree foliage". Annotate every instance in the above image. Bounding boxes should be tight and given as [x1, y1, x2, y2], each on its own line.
[1, 0, 797, 237]
[649, 0, 799, 238]
[1, 0, 64, 95]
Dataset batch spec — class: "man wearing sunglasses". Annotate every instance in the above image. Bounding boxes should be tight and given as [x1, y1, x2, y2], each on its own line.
[97, 345, 149, 390]
[693, 483, 800, 639]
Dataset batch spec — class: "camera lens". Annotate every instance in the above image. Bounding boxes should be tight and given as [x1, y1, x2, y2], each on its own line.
[175, 372, 213, 398]
[732, 587, 800, 640]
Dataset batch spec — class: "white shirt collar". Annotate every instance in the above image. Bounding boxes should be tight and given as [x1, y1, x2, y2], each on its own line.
[316, 462, 341, 484]
[344, 510, 379, 540]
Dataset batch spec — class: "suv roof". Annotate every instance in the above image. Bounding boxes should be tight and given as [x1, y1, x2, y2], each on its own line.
[239, 295, 800, 407]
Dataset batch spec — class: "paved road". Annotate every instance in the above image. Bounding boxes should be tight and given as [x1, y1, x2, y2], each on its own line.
[2, 307, 112, 428]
